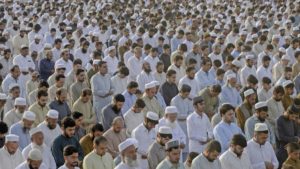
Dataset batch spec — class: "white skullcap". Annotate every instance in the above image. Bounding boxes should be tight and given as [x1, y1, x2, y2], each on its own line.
[255, 101, 268, 109]
[9, 83, 19, 91]
[29, 127, 43, 137]
[279, 47, 286, 53]
[21, 44, 28, 49]
[239, 31, 247, 36]
[285, 36, 292, 40]
[226, 73, 236, 80]
[146, 111, 159, 121]
[47, 109, 59, 119]
[262, 29, 269, 32]
[20, 26, 26, 31]
[254, 123, 268, 132]
[274, 21, 280, 25]
[110, 35, 117, 41]
[252, 34, 258, 39]
[279, 27, 285, 31]
[93, 59, 101, 65]
[28, 149, 43, 161]
[152, 81, 160, 86]
[5, 134, 19, 143]
[14, 97, 26, 106]
[272, 35, 280, 39]
[232, 60, 241, 67]
[224, 25, 230, 30]
[165, 106, 178, 114]
[34, 34, 42, 39]
[293, 27, 300, 31]
[118, 138, 138, 152]
[282, 80, 293, 88]
[44, 43, 52, 48]
[22, 111, 36, 121]
[244, 89, 255, 97]
[12, 21, 19, 25]
[20, 66, 28, 72]
[0, 93, 7, 100]
[214, 25, 221, 30]
[55, 63, 66, 69]
[145, 82, 156, 90]
[91, 19, 97, 23]
[282, 55, 290, 61]
[158, 126, 172, 134]
[66, 27, 72, 31]
[107, 46, 116, 51]
[246, 54, 255, 60]
[210, 32, 217, 37]
[92, 32, 100, 37]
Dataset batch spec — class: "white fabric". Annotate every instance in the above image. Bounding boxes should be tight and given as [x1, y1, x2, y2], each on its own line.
[220, 149, 253, 169]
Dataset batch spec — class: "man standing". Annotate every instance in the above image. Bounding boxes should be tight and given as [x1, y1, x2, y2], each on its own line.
[51, 117, 84, 167]
[103, 117, 127, 158]
[122, 81, 138, 114]
[160, 69, 178, 106]
[83, 136, 114, 169]
[156, 140, 185, 169]
[219, 134, 252, 169]
[4, 97, 27, 127]
[58, 145, 80, 169]
[37, 110, 62, 147]
[142, 81, 164, 118]
[148, 126, 172, 169]
[124, 99, 146, 136]
[246, 123, 278, 169]
[267, 85, 285, 129]
[132, 111, 159, 169]
[100, 94, 125, 131]
[49, 88, 71, 124]
[80, 123, 104, 156]
[28, 90, 49, 126]
[213, 103, 243, 153]
[91, 61, 115, 114]
[220, 74, 242, 107]
[115, 138, 140, 169]
[191, 140, 222, 169]
[0, 134, 24, 169]
[187, 96, 213, 154]
[70, 68, 89, 104]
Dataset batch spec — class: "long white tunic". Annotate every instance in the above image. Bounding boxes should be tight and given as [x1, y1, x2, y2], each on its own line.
[220, 149, 253, 169]
[37, 121, 62, 147]
[111, 75, 128, 95]
[128, 56, 144, 81]
[103, 55, 119, 76]
[240, 65, 257, 87]
[124, 109, 144, 136]
[178, 76, 200, 99]
[13, 55, 35, 70]
[187, 112, 213, 153]
[136, 71, 155, 92]
[246, 139, 279, 169]
[132, 123, 156, 169]
[0, 147, 24, 169]
[15, 162, 47, 169]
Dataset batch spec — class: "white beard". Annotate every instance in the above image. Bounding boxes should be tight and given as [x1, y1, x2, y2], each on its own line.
[124, 156, 138, 167]
[166, 119, 177, 129]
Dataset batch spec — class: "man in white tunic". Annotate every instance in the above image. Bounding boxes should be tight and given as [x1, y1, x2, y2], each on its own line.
[179, 66, 200, 99]
[16, 148, 47, 169]
[128, 47, 144, 81]
[240, 55, 257, 87]
[124, 99, 146, 136]
[0, 134, 24, 169]
[187, 96, 213, 154]
[103, 46, 119, 76]
[91, 61, 115, 116]
[131, 112, 158, 169]
[220, 134, 253, 169]
[13, 45, 35, 72]
[115, 138, 140, 169]
[246, 123, 279, 169]
[136, 62, 155, 92]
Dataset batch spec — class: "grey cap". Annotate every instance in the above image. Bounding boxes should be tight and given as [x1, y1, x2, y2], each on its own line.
[165, 140, 179, 150]
[193, 96, 204, 105]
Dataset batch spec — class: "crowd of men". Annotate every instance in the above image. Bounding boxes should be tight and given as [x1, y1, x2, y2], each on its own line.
[0, 0, 300, 169]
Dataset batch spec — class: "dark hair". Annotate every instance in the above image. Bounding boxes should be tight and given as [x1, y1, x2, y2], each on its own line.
[262, 77, 271, 84]
[284, 66, 292, 73]
[286, 142, 300, 153]
[76, 68, 85, 76]
[62, 117, 76, 129]
[98, 61, 107, 67]
[114, 94, 125, 102]
[186, 66, 195, 73]
[205, 140, 222, 153]
[90, 123, 104, 133]
[81, 88, 92, 97]
[63, 145, 78, 156]
[231, 134, 247, 148]
[247, 75, 258, 84]
[216, 68, 225, 76]
[273, 86, 285, 95]
[38, 80, 49, 88]
[73, 59, 82, 65]
[72, 111, 83, 120]
[37, 90, 48, 99]
[211, 84, 222, 93]
[180, 84, 191, 93]
[55, 74, 65, 82]
[0, 121, 8, 134]
[119, 66, 129, 76]
[127, 81, 138, 89]
[134, 99, 146, 108]
[220, 104, 235, 115]
[166, 69, 176, 77]
[93, 136, 107, 145]
[186, 152, 199, 164]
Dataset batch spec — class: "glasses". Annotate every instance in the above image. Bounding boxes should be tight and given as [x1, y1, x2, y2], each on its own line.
[160, 134, 173, 139]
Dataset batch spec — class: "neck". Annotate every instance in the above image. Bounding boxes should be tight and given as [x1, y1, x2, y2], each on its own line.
[66, 163, 75, 169]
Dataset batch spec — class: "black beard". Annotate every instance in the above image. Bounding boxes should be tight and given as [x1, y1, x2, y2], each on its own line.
[29, 164, 38, 169]
[47, 124, 55, 129]
[13, 27, 18, 31]
[82, 48, 87, 53]
[111, 105, 120, 114]
[258, 117, 265, 122]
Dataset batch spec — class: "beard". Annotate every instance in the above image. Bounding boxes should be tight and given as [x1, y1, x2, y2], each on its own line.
[29, 163, 39, 169]
[112, 105, 121, 113]
[47, 123, 56, 130]
[82, 48, 87, 53]
[124, 156, 138, 167]
[257, 116, 265, 122]
[166, 119, 177, 129]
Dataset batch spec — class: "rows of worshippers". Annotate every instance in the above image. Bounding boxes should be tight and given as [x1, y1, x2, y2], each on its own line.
[1, 0, 300, 169]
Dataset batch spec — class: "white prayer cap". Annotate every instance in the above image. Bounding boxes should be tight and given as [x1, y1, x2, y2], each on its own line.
[66, 27, 72, 31]
[210, 32, 217, 37]
[239, 31, 247, 36]
[20, 26, 26, 31]
[5, 134, 19, 143]
[244, 89, 255, 97]
[165, 106, 178, 114]
[281, 55, 290, 61]
[91, 19, 97, 23]
[21, 44, 28, 49]
[279, 27, 285, 31]
[14, 97, 26, 106]
[20, 66, 28, 72]
[152, 81, 160, 86]
[232, 60, 241, 67]
[279, 47, 286, 53]
[282, 80, 294, 88]
[34, 34, 42, 39]
[165, 140, 179, 150]
[22, 111, 36, 121]
[274, 20, 280, 25]
[158, 126, 172, 134]
[46, 109, 59, 119]
[214, 25, 221, 30]
[9, 83, 19, 91]
[285, 20, 292, 24]
[245, 54, 255, 60]
[146, 111, 159, 121]
[224, 25, 230, 30]
[254, 123, 268, 132]
[262, 29, 269, 32]
[12, 20, 19, 25]
[56, 11, 61, 15]
[251, 34, 258, 39]
[293, 27, 300, 32]
[272, 35, 280, 40]
[44, 43, 52, 49]
[92, 32, 100, 37]
[110, 35, 117, 41]
[0, 93, 7, 100]
[226, 73, 236, 80]
[107, 46, 116, 51]
[28, 149, 43, 161]
[29, 127, 43, 137]
[118, 138, 138, 152]
[55, 63, 66, 69]
[93, 59, 101, 65]
[145, 82, 156, 90]
[255, 101, 268, 109]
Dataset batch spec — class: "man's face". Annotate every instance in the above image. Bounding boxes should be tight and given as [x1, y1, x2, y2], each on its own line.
[180, 91, 190, 98]
[257, 111, 268, 121]
[5, 141, 19, 154]
[168, 148, 181, 164]
[28, 159, 42, 169]
[115, 101, 124, 110]
[58, 92, 67, 102]
[146, 88, 156, 97]
[273, 92, 283, 101]
[99, 63, 108, 74]
[168, 74, 176, 84]
[232, 145, 244, 157]
[247, 94, 257, 105]
[187, 70, 195, 79]
[46, 117, 57, 129]
[113, 121, 123, 133]
[255, 132, 268, 145]
[11, 67, 21, 78]
[38, 96, 48, 107]
[75, 116, 83, 127]
[23, 119, 34, 129]
[77, 72, 85, 82]
[0, 100, 6, 107]
[95, 143, 107, 156]
[206, 150, 220, 162]
[288, 114, 298, 121]
[195, 102, 205, 113]
[128, 87, 137, 94]
[93, 131, 103, 138]
[285, 71, 292, 80]
[175, 59, 183, 67]
[57, 78, 65, 87]
[202, 62, 212, 72]
[285, 87, 294, 95]
[64, 126, 75, 138]
[290, 150, 300, 160]
[31, 131, 44, 146]
[124, 145, 138, 167]
[223, 110, 235, 123]
[145, 120, 157, 129]
[157, 65, 164, 73]
[65, 153, 79, 167]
